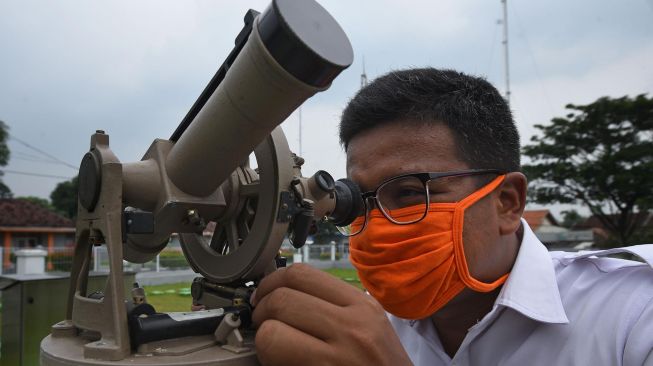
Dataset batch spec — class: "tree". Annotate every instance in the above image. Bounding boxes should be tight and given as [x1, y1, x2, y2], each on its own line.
[0, 120, 12, 198]
[18, 196, 55, 211]
[523, 94, 653, 247]
[560, 209, 585, 229]
[0, 181, 11, 198]
[313, 220, 343, 244]
[50, 175, 79, 219]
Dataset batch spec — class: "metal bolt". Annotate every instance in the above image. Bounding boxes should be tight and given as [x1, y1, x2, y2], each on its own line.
[187, 209, 202, 226]
[233, 298, 245, 307]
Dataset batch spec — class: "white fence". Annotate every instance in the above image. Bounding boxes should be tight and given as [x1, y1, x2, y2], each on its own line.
[0, 246, 189, 275]
[0, 239, 352, 275]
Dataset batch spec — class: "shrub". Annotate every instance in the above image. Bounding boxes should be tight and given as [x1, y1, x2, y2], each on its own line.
[158, 251, 189, 269]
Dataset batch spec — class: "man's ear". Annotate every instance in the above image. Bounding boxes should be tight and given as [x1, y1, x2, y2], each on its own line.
[496, 172, 527, 236]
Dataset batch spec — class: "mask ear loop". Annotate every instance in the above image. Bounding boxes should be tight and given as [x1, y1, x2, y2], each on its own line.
[452, 175, 510, 292]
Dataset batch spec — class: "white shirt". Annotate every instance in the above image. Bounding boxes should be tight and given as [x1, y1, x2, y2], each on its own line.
[389, 220, 653, 366]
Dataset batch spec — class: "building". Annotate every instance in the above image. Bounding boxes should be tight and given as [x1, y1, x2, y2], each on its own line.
[523, 209, 593, 250]
[574, 211, 653, 246]
[0, 198, 75, 273]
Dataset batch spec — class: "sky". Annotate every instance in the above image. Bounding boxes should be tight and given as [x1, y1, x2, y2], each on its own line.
[1, 0, 652, 218]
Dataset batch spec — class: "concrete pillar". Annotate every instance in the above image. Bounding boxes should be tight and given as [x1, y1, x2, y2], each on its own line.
[292, 251, 302, 264]
[47, 233, 55, 270]
[330, 241, 336, 262]
[93, 246, 100, 272]
[3, 231, 11, 270]
[16, 248, 48, 275]
[303, 245, 310, 263]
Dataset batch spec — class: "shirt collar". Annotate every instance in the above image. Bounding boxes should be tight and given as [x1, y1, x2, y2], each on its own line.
[494, 219, 569, 324]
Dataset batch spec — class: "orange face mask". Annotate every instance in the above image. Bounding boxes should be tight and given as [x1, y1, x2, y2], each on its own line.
[349, 175, 509, 320]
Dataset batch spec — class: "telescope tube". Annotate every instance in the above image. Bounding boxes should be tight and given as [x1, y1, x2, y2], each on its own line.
[166, 0, 353, 197]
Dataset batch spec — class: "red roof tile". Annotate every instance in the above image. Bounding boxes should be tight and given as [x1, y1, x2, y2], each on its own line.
[0, 199, 74, 227]
[523, 209, 551, 231]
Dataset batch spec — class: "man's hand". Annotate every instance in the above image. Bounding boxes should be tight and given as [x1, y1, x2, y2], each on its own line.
[251, 263, 412, 366]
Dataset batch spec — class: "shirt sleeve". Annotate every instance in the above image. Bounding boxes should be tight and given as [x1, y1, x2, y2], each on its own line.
[623, 296, 653, 366]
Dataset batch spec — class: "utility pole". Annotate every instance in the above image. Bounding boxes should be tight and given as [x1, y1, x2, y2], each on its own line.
[360, 56, 368, 88]
[295, 105, 303, 263]
[501, 0, 511, 104]
[298, 106, 302, 157]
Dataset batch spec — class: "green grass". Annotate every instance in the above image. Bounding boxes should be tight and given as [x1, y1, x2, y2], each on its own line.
[323, 268, 364, 290]
[143, 268, 362, 312]
[143, 283, 194, 312]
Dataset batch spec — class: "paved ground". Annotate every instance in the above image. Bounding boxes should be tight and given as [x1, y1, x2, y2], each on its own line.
[134, 259, 354, 286]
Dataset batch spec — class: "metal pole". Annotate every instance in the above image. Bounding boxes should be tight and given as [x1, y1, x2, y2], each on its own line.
[296, 107, 303, 260]
[501, 0, 511, 104]
[156, 253, 160, 272]
[360, 56, 368, 88]
[298, 106, 303, 157]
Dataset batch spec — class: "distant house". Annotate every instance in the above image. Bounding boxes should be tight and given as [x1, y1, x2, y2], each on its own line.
[0, 198, 75, 272]
[574, 211, 653, 246]
[523, 209, 593, 250]
[523, 209, 562, 233]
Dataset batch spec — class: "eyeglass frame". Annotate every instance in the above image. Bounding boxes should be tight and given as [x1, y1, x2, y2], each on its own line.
[342, 168, 506, 237]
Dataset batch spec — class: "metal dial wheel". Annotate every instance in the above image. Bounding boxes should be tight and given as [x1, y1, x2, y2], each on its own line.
[179, 127, 294, 284]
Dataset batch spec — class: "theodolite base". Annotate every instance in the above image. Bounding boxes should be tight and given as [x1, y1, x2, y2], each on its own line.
[41, 333, 260, 366]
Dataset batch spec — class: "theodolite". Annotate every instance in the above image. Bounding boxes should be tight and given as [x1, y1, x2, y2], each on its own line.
[40, 1, 363, 364]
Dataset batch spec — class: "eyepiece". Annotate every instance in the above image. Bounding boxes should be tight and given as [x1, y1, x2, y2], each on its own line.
[329, 178, 364, 227]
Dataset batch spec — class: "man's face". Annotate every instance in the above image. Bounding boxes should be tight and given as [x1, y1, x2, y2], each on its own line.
[346, 120, 508, 283]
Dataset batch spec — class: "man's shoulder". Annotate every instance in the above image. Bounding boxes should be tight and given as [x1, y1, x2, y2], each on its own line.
[546, 245, 653, 365]
[549, 245, 653, 326]
[549, 245, 653, 283]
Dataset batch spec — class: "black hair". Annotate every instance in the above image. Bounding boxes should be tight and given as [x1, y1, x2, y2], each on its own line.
[339, 68, 520, 172]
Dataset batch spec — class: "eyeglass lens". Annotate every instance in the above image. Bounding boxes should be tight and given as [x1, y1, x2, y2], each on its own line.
[377, 175, 428, 224]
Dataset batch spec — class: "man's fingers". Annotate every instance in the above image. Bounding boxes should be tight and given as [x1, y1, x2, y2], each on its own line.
[253, 264, 362, 307]
[255, 319, 332, 366]
[252, 286, 342, 341]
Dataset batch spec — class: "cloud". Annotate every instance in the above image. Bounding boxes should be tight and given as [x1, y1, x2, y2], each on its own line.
[0, 0, 651, 201]
[513, 43, 653, 143]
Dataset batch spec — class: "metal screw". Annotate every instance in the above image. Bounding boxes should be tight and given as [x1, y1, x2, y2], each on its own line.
[187, 210, 202, 226]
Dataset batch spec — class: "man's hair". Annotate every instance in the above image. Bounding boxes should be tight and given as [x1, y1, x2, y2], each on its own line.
[339, 68, 520, 172]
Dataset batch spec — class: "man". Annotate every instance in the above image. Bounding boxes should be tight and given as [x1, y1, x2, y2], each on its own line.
[251, 68, 653, 365]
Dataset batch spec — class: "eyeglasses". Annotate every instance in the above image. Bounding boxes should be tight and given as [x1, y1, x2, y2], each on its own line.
[336, 169, 505, 237]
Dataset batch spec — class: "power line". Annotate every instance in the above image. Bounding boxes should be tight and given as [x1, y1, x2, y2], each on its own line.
[12, 156, 64, 164]
[8, 134, 78, 170]
[13, 150, 64, 165]
[14, 150, 54, 161]
[1, 169, 74, 179]
[509, 0, 555, 116]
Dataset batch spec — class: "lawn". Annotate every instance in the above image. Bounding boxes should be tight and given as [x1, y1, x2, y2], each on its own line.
[145, 268, 362, 312]
[322, 268, 363, 290]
